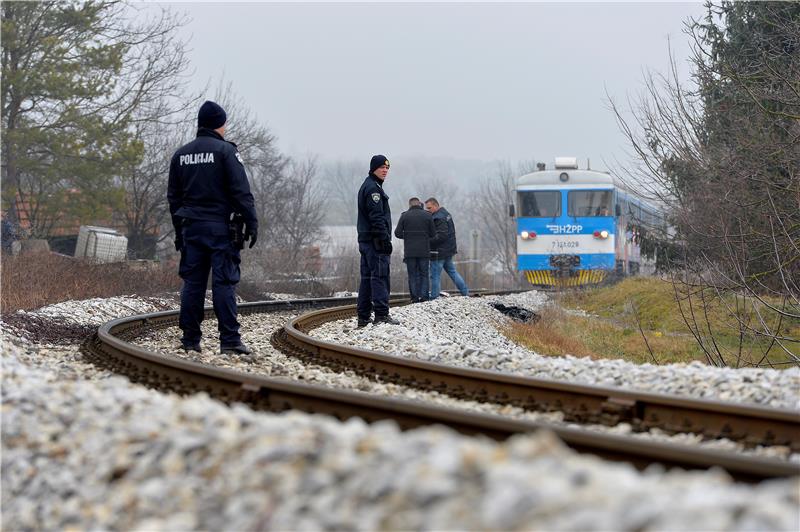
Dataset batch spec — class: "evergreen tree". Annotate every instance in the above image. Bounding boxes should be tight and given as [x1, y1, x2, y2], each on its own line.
[1, 1, 189, 238]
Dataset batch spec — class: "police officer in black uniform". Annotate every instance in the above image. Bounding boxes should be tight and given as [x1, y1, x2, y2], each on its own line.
[167, 100, 258, 354]
[356, 155, 399, 327]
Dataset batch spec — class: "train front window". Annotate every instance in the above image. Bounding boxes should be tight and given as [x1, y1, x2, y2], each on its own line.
[518, 191, 561, 217]
[568, 190, 613, 217]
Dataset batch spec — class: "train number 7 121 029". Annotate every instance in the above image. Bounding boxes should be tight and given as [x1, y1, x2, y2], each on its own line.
[551, 240, 579, 250]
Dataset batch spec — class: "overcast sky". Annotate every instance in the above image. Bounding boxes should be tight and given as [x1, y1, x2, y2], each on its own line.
[168, 2, 705, 171]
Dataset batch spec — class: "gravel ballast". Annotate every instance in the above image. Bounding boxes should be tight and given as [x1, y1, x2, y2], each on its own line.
[3, 343, 799, 531]
[2, 293, 799, 530]
[308, 292, 800, 409]
[135, 313, 796, 461]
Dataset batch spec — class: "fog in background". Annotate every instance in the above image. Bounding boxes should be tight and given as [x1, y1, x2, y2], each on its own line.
[176, 2, 703, 166]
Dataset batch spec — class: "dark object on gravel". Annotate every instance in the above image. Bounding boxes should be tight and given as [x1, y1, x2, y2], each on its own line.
[492, 303, 540, 323]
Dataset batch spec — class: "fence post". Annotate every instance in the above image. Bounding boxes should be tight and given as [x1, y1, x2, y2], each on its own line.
[471, 230, 480, 289]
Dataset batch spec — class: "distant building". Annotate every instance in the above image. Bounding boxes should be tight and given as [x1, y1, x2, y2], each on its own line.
[11, 191, 158, 257]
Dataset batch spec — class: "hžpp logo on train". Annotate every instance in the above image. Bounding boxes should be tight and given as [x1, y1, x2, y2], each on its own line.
[546, 224, 583, 234]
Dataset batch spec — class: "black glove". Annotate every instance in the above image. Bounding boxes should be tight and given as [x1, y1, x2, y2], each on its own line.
[244, 222, 258, 249]
[373, 237, 392, 255]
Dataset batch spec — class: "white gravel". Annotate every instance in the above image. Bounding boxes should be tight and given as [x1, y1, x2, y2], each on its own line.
[3, 342, 799, 531]
[134, 314, 797, 461]
[2, 293, 799, 530]
[8, 295, 176, 327]
[309, 292, 800, 409]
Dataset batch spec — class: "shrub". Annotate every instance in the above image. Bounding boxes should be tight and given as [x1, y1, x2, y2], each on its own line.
[1, 253, 181, 313]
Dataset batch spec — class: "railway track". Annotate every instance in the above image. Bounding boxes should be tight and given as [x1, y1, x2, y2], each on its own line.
[279, 304, 800, 451]
[84, 294, 800, 483]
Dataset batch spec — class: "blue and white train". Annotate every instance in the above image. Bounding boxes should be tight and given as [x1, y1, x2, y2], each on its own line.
[513, 157, 662, 287]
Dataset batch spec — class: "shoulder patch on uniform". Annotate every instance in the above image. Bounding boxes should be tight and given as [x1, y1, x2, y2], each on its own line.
[235, 152, 244, 165]
[371, 192, 381, 203]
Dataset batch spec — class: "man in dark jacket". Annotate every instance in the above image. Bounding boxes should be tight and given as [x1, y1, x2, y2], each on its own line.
[356, 154, 399, 326]
[425, 197, 469, 298]
[394, 197, 436, 302]
[167, 100, 258, 355]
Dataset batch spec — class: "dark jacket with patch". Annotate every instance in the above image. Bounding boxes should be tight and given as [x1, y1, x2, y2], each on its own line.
[430, 207, 458, 259]
[167, 128, 258, 230]
[394, 205, 436, 258]
[357, 174, 391, 243]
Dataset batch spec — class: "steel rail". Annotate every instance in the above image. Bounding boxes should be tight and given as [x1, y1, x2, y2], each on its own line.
[282, 303, 800, 452]
[85, 297, 800, 483]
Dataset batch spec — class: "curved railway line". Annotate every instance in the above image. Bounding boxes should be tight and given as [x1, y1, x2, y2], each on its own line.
[83, 294, 800, 483]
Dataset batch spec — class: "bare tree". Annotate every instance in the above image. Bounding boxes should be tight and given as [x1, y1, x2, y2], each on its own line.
[466, 161, 530, 283]
[608, 1, 799, 367]
[270, 156, 327, 269]
[321, 159, 363, 225]
[201, 83, 327, 285]
[118, 111, 193, 258]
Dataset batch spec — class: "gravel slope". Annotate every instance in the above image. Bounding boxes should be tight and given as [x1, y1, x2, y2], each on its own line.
[309, 292, 800, 409]
[2, 294, 798, 530]
[3, 341, 799, 531]
[134, 313, 797, 461]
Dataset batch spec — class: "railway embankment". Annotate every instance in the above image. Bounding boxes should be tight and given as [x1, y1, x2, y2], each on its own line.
[308, 292, 799, 409]
[2, 292, 799, 530]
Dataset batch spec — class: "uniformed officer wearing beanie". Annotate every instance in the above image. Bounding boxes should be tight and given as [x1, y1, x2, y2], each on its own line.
[167, 100, 259, 354]
[356, 155, 400, 326]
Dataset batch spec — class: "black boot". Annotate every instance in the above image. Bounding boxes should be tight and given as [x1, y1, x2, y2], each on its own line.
[373, 315, 400, 325]
[181, 343, 202, 353]
[357, 318, 371, 328]
[220, 343, 252, 355]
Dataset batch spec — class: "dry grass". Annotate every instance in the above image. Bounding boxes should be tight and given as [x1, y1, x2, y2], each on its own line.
[505, 278, 799, 367]
[503, 305, 702, 365]
[503, 307, 598, 360]
[1, 252, 181, 314]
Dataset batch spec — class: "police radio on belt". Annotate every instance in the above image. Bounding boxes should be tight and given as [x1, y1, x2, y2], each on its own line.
[229, 213, 246, 250]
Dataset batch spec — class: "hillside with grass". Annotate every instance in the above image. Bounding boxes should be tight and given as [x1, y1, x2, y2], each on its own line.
[504, 278, 799, 368]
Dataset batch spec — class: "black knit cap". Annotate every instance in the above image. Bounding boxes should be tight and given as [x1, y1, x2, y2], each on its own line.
[198, 100, 227, 129]
[370, 154, 390, 174]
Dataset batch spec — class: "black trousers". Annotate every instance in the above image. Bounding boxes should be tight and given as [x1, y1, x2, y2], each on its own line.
[405, 257, 429, 302]
[357, 241, 390, 320]
[178, 220, 241, 347]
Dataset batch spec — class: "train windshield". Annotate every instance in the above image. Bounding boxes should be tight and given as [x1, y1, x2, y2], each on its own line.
[518, 191, 561, 217]
[568, 190, 613, 217]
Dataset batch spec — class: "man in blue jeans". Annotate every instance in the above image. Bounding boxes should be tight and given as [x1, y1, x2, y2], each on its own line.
[425, 197, 469, 298]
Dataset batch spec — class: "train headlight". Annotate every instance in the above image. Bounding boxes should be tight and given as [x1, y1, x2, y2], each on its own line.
[593, 230, 609, 239]
[521, 231, 529, 240]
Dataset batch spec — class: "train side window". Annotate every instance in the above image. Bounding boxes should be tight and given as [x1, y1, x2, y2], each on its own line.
[568, 190, 613, 217]
[517, 191, 561, 217]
